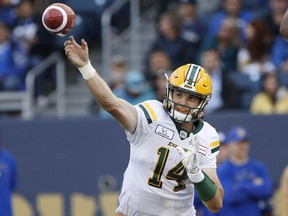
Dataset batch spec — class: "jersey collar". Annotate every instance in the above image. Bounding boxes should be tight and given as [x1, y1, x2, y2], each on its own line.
[174, 120, 203, 140]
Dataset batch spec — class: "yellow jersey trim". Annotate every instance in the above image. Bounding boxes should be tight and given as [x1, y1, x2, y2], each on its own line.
[143, 102, 157, 122]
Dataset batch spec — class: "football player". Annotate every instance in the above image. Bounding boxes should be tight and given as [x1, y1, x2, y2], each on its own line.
[64, 36, 224, 215]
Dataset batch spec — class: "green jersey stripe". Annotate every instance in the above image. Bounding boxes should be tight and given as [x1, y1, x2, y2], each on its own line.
[211, 146, 220, 153]
[186, 64, 199, 86]
[139, 104, 153, 124]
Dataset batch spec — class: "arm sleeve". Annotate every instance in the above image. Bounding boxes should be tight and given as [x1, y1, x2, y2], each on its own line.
[125, 101, 157, 147]
[199, 130, 219, 169]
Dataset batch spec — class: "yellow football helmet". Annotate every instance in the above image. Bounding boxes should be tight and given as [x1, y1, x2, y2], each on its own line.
[163, 64, 212, 122]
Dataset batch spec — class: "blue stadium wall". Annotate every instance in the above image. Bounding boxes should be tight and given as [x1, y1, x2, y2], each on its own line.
[1, 113, 287, 216]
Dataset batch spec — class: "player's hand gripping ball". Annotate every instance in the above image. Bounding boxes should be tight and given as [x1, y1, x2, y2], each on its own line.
[42, 3, 76, 37]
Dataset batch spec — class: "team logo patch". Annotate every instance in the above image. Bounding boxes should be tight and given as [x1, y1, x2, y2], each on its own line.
[155, 125, 174, 140]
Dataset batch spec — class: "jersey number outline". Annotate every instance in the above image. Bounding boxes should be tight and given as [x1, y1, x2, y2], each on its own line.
[148, 147, 188, 192]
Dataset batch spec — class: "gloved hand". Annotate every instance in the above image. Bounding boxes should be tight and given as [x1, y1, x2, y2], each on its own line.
[176, 135, 204, 183]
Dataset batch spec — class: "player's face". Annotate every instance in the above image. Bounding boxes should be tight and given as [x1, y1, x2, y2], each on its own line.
[172, 89, 200, 114]
[230, 140, 250, 160]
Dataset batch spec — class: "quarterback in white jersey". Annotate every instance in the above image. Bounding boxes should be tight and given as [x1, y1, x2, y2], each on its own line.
[117, 100, 221, 215]
[64, 36, 224, 216]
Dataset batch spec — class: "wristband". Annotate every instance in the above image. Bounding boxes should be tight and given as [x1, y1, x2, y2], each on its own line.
[194, 172, 217, 201]
[78, 61, 96, 80]
[187, 168, 205, 183]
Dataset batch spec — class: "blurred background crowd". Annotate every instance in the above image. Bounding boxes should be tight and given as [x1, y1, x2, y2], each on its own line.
[1, 0, 288, 117]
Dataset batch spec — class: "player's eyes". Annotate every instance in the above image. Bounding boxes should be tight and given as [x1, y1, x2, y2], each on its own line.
[174, 90, 200, 102]
[187, 95, 200, 102]
[175, 91, 183, 98]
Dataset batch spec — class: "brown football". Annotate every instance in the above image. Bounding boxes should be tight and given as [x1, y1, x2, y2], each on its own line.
[42, 3, 76, 37]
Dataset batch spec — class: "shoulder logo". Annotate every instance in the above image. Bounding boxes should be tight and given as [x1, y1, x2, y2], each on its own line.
[155, 125, 174, 140]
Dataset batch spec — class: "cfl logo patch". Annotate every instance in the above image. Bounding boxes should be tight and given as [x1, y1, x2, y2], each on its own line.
[155, 125, 174, 140]
[179, 130, 188, 139]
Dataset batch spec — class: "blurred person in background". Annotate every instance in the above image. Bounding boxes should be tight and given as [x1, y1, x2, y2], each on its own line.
[273, 165, 288, 216]
[11, 0, 38, 57]
[270, 34, 288, 74]
[199, 17, 241, 72]
[144, 48, 172, 102]
[12, 0, 57, 104]
[154, 0, 174, 20]
[112, 70, 155, 104]
[153, 70, 171, 102]
[144, 48, 172, 85]
[200, 49, 224, 114]
[195, 0, 221, 27]
[279, 0, 288, 39]
[0, 0, 18, 27]
[275, 2, 288, 74]
[0, 131, 17, 216]
[147, 11, 189, 70]
[237, 19, 275, 82]
[214, 126, 273, 216]
[176, 0, 206, 64]
[241, 0, 270, 19]
[90, 55, 128, 115]
[264, 0, 288, 45]
[200, 49, 240, 114]
[205, 0, 254, 45]
[0, 21, 28, 91]
[99, 70, 155, 119]
[108, 55, 128, 91]
[216, 132, 228, 166]
[250, 72, 288, 114]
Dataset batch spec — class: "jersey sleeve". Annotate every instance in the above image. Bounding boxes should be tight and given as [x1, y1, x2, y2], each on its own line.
[198, 127, 220, 169]
[125, 100, 158, 147]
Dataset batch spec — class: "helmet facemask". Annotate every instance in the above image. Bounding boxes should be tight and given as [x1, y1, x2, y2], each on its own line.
[164, 84, 211, 123]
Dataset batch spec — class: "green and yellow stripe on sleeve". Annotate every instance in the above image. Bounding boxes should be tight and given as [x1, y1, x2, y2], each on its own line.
[138, 102, 157, 124]
[210, 140, 220, 153]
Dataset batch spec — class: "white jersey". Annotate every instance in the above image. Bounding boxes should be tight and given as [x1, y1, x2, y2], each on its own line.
[116, 100, 220, 216]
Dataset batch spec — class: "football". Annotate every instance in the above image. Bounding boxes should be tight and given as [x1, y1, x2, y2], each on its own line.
[42, 3, 76, 37]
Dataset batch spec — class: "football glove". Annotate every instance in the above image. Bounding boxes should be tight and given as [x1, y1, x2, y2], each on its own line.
[176, 135, 204, 183]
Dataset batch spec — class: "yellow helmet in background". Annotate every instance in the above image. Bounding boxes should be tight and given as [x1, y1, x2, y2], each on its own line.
[163, 64, 212, 122]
